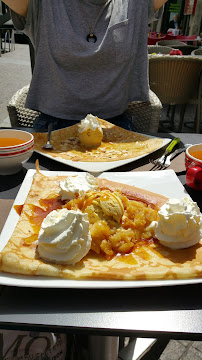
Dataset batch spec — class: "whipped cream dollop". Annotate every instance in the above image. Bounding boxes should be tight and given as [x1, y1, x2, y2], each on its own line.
[153, 198, 202, 249]
[38, 208, 92, 264]
[78, 114, 102, 133]
[59, 173, 98, 201]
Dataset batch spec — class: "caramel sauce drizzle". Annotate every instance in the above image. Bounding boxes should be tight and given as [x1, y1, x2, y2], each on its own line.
[14, 204, 24, 216]
[23, 197, 65, 245]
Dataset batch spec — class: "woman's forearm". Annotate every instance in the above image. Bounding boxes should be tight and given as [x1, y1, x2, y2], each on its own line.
[153, 0, 168, 12]
[2, 0, 168, 18]
[1, 0, 28, 17]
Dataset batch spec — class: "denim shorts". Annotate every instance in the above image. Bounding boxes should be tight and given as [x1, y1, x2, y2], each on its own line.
[33, 112, 134, 131]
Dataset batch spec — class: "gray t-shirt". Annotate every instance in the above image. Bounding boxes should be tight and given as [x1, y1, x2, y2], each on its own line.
[12, 0, 162, 121]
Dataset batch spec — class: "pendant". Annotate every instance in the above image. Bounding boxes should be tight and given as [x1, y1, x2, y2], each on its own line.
[87, 32, 97, 43]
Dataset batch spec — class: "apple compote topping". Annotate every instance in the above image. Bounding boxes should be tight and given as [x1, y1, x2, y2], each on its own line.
[65, 190, 158, 259]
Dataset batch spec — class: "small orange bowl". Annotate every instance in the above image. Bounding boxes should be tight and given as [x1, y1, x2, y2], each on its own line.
[0, 129, 34, 175]
[185, 144, 202, 170]
[185, 144, 202, 191]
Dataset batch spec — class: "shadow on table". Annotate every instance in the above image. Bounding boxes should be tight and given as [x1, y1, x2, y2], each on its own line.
[0, 283, 201, 317]
[29, 152, 80, 172]
[0, 168, 27, 193]
[184, 184, 202, 211]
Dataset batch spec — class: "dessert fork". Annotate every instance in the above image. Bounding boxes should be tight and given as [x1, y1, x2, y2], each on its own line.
[150, 137, 180, 169]
[151, 144, 191, 170]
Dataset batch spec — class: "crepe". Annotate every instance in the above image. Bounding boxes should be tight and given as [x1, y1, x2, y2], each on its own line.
[0, 168, 202, 281]
[33, 119, 164, 162]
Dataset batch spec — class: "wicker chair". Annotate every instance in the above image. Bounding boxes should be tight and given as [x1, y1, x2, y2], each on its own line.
[127, 89, 162, 133]
[191, 48, 202, 56]
[7, 85, 162, 133]
[171, 45, 198, 55]
[156, 40, 187, 47]
[149, 55, 202, 133]
[7, 85, 40, 127]
[182, 68, 202, 133]
[148, 45, 173, 54]
[156, 41, 198, 55]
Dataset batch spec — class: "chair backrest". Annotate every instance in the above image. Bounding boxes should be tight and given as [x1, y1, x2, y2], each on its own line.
[10, 85, 162, 133]
[191, 48, 202, 56]
[149, 55, 202, 105]
[127, 90, 162, 133]
[148, 45, 173, 54]
[157, 40, 187, 47]
[7, 85, 40, 127]
[173, 45, 198, 55]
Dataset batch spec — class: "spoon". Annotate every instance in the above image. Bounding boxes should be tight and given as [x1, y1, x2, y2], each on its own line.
[42, 123, 54, 150]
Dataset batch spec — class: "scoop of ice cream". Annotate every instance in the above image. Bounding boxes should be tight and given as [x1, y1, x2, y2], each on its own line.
[78, 114, 103, 147]
[38, 208, 92, 264]
[59, 173, 98, 201]
[83, 190, 124, 224]
[153, 198, 202, 249]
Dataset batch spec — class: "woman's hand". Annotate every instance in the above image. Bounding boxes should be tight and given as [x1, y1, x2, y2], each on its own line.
[2, 0, 29, 17]
[153, 0, 168, 12]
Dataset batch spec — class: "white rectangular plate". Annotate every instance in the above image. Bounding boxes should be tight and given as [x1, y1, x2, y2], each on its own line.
[35, 135, 171, 173]
[0, 170, 201, 289]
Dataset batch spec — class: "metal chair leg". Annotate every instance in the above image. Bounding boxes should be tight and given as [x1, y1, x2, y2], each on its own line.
[3, 30, 10, 53]
[11, 29, 15, 51]
[170, 105, 176, 128]
[3, 31, 7, 53]
[88, 335, 119, 360]
[178, 104, 186, 132]
[195, 74, 202, 134]
[195, 104, 201, 134]
[166, 105, 171, 117]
